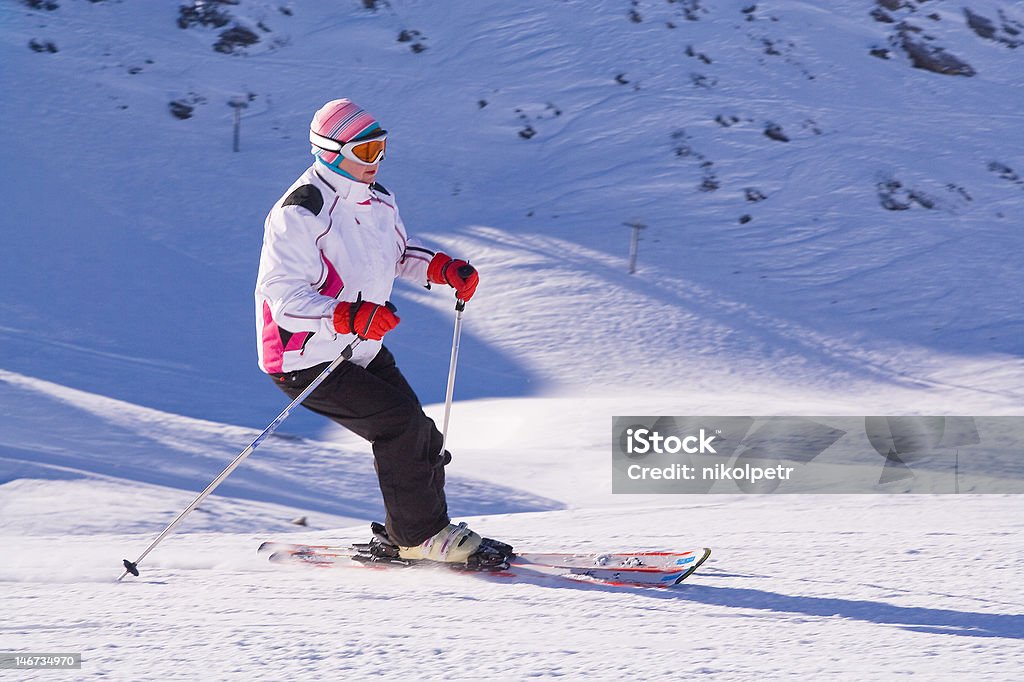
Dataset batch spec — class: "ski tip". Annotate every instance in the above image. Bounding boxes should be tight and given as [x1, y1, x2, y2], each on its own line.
[673, 547, 711, 585]
[257, 540, 292, 555]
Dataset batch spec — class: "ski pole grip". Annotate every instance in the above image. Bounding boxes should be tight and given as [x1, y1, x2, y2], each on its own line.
[455, 299, 466, 312]
[385, 301, 398, 313]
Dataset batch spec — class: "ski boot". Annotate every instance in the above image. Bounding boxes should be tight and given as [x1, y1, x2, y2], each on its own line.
[353, 522, 514, 571]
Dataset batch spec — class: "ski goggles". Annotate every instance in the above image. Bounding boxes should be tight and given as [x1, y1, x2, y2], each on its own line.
[310, 129, 387, 165]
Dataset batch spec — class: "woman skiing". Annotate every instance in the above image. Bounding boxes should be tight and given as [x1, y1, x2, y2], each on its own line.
[255, 98, 509, 567]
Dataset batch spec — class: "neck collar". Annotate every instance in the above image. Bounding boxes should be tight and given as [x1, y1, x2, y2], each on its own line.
[315, 161, 372, 203]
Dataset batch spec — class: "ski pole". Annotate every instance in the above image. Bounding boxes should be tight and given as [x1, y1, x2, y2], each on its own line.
[439, 297, 466, 459]
[118, 336, 364, 581]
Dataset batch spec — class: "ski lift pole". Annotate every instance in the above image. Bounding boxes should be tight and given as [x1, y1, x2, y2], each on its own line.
[439, 298, 467, 459]
[118, 337, 364, 581]
[228, 96, 248, 152]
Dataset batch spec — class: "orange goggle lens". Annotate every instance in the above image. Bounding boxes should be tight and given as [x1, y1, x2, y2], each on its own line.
[346, 137, 386, 164]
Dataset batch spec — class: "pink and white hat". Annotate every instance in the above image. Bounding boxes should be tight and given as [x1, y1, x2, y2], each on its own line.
[309, 99, 382, 164]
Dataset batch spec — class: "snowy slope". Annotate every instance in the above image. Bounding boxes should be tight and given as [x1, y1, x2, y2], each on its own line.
[3, 493, 1023, 678]
[0, 368, 559, 534]
[2, 0, 1024, 679]
[2, 0, 1022, 429]
[3, 374, 1023, 679]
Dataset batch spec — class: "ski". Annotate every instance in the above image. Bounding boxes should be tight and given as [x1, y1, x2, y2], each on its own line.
[258, 541, 711, 587]
[512, 549, 711, 585]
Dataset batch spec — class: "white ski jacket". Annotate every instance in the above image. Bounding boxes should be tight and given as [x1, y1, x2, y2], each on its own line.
[255, 164, 435, 374]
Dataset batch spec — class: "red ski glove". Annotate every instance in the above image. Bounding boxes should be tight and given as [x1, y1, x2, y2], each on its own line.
[428, 252, 479, 301]
[333, 299, 399, 341]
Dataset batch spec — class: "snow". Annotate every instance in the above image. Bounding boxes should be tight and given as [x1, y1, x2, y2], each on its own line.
[3, 498, 1022, 678]
[2, 0, 1023, 678]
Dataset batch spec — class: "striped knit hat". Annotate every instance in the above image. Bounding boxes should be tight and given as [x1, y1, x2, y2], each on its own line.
[309, 99, 382, 165]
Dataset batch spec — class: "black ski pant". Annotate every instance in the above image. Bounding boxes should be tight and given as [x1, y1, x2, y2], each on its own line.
[270, 346, 450, 547]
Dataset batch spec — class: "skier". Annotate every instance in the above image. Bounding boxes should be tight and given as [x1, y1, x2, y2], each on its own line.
[255, 98, 508, 566]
